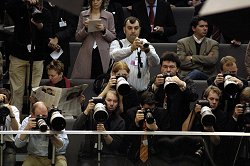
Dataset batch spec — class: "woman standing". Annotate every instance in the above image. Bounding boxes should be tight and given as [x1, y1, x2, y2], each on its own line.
[71, 0, 116, 79]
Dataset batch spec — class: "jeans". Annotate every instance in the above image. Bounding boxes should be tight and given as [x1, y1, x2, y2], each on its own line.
[187, 70, 208, 80]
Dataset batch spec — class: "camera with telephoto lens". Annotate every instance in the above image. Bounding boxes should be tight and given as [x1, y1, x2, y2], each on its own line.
[162, 73, 179, 95]
[116, 75, 130, 96]
[92, 97, 109, 123]
[28, 5, 43, 23]
[143, 108, 155, 124]
[0, 101, 10, 125]
[47, 107, 66, 131]
[196, 100, 216, 127]
[34, 115, 48, 132]
[223, 72, 238, 95]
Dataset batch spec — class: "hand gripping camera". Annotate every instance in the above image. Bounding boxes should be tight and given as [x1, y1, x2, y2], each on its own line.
[242, 103, 250, 126]
[197, 100, 216, 127]
[92, 97, 109, 123]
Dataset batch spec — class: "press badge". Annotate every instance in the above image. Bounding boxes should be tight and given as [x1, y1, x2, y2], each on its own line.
[59, 18, 67, 27]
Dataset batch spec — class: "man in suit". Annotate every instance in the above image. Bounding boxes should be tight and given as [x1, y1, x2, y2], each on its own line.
[177, 16, 219, 80]
[131, 0, 176, 43]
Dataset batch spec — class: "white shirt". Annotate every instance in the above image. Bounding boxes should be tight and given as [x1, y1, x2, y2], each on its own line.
[110, 38, 160, 91]
[4, 105, 20, 142]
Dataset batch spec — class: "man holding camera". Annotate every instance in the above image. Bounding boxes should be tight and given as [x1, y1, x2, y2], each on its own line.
[73, 89, 125, 166]
[5, 0, 52, 113]
[15, 101, 68, 166]
[207, 56, 248, 115]
[110, 16, 160, 98]
[126, 91, 169, 165]
[148, 52, 198, 131]
[0, 88, 20, 166]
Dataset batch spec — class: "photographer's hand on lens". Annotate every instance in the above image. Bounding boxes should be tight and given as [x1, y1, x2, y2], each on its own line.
[31, 18, 43, 30]
[227, 76, 243, 88]
[96, 123, 106, 131]
[214, 73, 224, 85]
[108, 76, 117, 88]
[203, 126, 215, 132]
[233, 104, 244, 120]
[23, 0, 38, 5]
[146, 121, 158, 131]
[154, 74, 165, 87]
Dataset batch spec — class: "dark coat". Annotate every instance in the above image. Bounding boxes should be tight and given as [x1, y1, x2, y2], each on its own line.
[5, 0, 52, 61]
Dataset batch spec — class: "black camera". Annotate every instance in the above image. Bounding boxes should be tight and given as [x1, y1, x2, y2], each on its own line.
[143, 43, 149, 49]
[47, 107, 66, 131]
[0, 101, 10, 125]
[196, 100, 216, 127]
[28, 5, 43, 23]
[162, 73, 179, 95]
[34, 115, 48, 132]
[92, 97, 109, 123]
[116, 75, 130, 96]
[242, 103, 250, 126]
[143, 108, 155, 124]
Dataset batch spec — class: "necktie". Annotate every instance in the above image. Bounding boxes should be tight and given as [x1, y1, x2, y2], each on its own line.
[211, 26, 221, 42]
[139, 121, 148, 162]
[149, 3, 154, 32]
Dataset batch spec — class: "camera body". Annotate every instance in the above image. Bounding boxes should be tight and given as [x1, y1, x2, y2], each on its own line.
[116, 75, 130, 96]
[0, 101, 10, 117]
[143, 108, 155, 124]
[196, 100, 216, 127]
[162, 73, 179, 95]
[223, 73, 238, 95]
[28, 5, 43, 23]
[92, 97, 109, 123]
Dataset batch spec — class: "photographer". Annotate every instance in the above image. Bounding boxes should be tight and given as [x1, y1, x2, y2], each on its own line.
[126, 91, 170, 165]
[5, 0, 52, 112]
[110, 16, 160, 98]
[15, 101, 68, 166]
[182, 86, 227, 145]
[99, 61, 139, 129]
[148, 51, 198, 131]
[207, 56, 248, 115]
[0, 88, 20, 166]
[72, 89, 126, 166]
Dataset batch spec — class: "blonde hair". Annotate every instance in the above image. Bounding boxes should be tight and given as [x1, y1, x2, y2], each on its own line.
[220, 56, 236, 70]
[112, 61, 130, 74]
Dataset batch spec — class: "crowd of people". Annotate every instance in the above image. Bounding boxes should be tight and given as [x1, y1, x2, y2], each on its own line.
[0, 0, 250, 166]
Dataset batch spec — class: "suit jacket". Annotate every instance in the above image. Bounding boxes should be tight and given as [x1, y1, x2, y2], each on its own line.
[131, 0, 176, 43]
[177, 36, 219, 77]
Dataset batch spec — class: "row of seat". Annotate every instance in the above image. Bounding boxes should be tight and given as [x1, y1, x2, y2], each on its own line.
[68, 42, 249, 79]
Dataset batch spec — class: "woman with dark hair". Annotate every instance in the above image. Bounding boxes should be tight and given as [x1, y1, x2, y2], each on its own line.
[71, 0, 116, 79]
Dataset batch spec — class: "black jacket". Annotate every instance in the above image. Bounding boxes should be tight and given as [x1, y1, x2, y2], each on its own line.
[148, 75, 198, 131]
[6, 0, 52, 61]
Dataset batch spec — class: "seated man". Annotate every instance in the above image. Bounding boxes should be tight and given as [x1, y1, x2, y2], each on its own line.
[207, 56, 248, 115]
[126, 91, 170, 165]
[177, 16, 219, 80]
[72, 89, 126, 166]
[15, 101, 69, 166]
[148, 51, 198, 130]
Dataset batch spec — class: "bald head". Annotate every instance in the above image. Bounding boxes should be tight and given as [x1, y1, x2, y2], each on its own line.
[31, 101, 48, 117]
